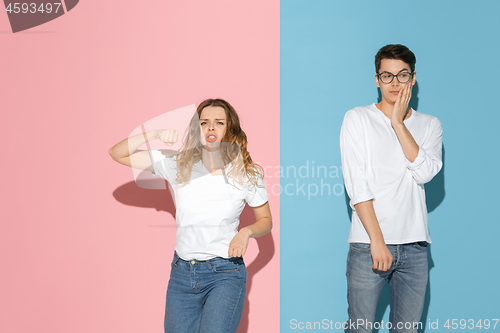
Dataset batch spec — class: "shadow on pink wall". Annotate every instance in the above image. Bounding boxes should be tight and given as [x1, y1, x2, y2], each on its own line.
[112, 180, 275, 333]
[237, 206, 275, 333]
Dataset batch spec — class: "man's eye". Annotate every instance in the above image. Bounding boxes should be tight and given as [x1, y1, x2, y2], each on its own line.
[399, 73, 409, 79]
[382, 74, 392, 80]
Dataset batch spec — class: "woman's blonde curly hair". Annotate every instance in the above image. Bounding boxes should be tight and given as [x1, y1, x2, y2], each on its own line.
[175, 99, 263, 186]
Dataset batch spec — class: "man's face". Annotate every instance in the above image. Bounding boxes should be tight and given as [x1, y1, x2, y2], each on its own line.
[375, 58, 416, 105]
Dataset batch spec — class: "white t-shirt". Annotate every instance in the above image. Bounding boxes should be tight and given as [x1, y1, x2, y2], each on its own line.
[149, 149, 268, 260]
[340, 104, 443, 244]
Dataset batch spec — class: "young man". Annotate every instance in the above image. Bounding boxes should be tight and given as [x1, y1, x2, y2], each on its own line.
[340, 44, 442, 332]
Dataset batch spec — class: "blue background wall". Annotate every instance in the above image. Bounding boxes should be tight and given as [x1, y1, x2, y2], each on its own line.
[281, 0, 500, 331]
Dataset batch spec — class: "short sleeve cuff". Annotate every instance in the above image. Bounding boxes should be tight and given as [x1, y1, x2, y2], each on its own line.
[247, 197, 268, 208]
[246, 176, 269, 207]
[406, 147, 426, 170]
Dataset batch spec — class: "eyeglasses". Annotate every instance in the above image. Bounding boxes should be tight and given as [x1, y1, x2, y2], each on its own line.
[376, 71, 414, 84]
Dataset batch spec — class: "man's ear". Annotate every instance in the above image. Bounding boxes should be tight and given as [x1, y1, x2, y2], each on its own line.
[412, 71, 417, 85]
[375, 73, 380, 88]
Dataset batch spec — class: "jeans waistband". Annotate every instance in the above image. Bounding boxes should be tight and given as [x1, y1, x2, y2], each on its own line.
[173, 252, 244, 266]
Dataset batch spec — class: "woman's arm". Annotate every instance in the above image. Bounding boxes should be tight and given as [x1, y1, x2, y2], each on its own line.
[228, 202, 272, 257]
[108, 129, 178, 171]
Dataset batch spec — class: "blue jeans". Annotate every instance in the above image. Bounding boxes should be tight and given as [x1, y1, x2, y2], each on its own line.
[164, 252, 247, 333]
[346, 242, 428, 333]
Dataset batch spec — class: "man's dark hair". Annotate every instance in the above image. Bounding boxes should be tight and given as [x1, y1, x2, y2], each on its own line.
[375, 44, 416, 73]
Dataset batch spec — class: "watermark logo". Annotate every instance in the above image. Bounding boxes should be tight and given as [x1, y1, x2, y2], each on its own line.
[4, 0, 79, 33]
[126, 105, 348, 200]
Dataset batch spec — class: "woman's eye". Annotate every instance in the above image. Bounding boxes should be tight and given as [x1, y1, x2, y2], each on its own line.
[217, 122, 224, 125]
[200, 122, 206, 126]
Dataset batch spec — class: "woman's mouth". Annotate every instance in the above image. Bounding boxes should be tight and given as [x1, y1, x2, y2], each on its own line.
[207, 134, 217, 142]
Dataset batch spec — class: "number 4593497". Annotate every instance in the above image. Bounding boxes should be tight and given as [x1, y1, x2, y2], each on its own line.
[444, 319, 499, 330]
[5, 3, 62, 14]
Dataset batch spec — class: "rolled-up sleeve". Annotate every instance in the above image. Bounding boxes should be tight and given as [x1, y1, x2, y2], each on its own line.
[340, 111, 375, 209]
[406, 118, 443, 184]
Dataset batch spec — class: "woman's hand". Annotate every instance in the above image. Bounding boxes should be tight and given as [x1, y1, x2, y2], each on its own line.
[228, 228, 252, 257]
[156, 129, 178, 146]
[228, 202, 272, 257]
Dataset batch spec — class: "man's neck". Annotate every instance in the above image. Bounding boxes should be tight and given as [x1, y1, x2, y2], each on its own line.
[375, 100, 393, 118]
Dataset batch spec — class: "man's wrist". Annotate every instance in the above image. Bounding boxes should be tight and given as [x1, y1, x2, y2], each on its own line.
[391, 120, 405, 128]
[370, 235, 386, 245]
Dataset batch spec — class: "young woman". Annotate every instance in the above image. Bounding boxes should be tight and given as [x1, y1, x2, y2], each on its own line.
[109, 98, 272, 333]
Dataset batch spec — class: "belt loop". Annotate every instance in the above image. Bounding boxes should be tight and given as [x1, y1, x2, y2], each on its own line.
[172, 252, 180, 267]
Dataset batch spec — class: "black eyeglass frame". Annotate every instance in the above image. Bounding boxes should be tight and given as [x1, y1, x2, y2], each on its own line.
[376, 71, 415, 84]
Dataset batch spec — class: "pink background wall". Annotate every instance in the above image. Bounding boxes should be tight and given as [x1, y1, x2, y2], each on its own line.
[0, 1, 279, 332]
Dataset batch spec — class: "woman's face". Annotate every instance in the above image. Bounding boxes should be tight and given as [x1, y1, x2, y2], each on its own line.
[199, 106, 227, 144]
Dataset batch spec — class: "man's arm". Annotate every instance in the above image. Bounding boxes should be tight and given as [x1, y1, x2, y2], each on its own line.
[354, 200, 393, 271]
[340, 111, 375, 207]
[391, 82, 419, 162]
[340, 111, 392, 271]
[391, 83, 443, 184]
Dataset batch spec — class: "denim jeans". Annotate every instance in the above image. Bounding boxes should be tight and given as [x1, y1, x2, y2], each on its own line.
[346, 242, 428, 333]
[164, 252, 247, 333]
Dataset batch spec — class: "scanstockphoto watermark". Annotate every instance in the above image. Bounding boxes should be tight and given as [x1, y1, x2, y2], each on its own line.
[262, 161, 346, 199]
[289, 319, 423, 330]
[290, 318, 500, 330]
[135, 158, 358, 199]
